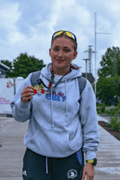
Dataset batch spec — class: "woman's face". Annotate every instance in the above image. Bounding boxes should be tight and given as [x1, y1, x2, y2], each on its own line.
[49, 36, 78, 74]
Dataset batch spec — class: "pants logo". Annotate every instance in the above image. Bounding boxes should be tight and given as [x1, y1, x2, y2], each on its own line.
[67, 169, 78, 179]
[23, 170, 27, 176]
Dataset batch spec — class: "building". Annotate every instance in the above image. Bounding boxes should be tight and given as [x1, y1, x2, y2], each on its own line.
[0, 62, 10, 78]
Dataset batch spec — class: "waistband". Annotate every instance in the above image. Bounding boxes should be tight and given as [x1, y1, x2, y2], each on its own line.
[45, 148, 83, 174]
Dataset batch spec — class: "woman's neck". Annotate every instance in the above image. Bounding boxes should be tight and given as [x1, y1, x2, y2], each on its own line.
[51, 64, 70, 76]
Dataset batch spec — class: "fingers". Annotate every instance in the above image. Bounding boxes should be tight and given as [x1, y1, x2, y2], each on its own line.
[21, 86, 36, 103]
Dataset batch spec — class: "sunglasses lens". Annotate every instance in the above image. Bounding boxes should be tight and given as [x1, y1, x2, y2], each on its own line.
[55, 31, 63, 36]
[52, 31, 76, 43]
[65, 31, 72, 38]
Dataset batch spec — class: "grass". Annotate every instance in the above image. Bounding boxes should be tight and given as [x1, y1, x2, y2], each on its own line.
[97, 101, 120, 132]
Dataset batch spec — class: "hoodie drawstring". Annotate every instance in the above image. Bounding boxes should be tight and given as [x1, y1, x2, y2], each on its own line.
[51, 88, 54, 128]
[65, 79, 68, 116]
[50, 79, 68, 129]
[46, 156, 48, 174]
[50, 78, 79, 128]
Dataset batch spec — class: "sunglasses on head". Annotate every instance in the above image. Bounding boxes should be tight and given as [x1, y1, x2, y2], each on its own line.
[52, 30, 77, 43]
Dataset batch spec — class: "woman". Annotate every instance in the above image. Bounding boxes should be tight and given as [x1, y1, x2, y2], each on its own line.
[10, 30, 99, 180]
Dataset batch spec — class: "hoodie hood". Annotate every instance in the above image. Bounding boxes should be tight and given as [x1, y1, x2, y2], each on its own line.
[40, 62, 82, 82]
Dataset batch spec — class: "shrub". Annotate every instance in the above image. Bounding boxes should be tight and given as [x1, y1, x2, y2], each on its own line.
[110, 116, 120, 132]
[105, 110, 110, 114]
[110, 109, 116, 116]
[101, 104, 106, 113]
[109, 100, 120, 132]
[97, 109, 102, 114]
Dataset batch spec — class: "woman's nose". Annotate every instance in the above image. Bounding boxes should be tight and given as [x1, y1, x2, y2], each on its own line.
[58, 50, 63, 57]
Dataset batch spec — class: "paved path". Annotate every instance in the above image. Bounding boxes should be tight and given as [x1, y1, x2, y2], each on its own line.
[94, 115, 120, 180]
[0, 115, 120, 180]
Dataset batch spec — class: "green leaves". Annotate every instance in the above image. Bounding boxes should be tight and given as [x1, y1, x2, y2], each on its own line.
[98, 46, 120, 78]
[110, 116, 120, 132]
[97, 76, 120, 104]
[97, 47, 120, 105]
[1, 53, 46, 78]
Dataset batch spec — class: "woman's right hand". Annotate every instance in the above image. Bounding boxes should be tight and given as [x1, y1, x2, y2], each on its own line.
[21, 86, 37, 103]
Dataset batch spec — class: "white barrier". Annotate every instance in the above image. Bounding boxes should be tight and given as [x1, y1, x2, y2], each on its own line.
[0, 78, 24, 114]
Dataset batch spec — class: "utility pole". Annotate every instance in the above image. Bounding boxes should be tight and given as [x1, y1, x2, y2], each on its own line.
[88, 45, 95, 74]
[84, 45, 95, 75]
[83, 59, 89, 79]
[94, 13, 112, 99]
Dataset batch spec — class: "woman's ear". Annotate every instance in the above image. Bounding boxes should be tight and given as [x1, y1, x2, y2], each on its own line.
[49, 49, 51, 57]
[73, 51, 78, 59]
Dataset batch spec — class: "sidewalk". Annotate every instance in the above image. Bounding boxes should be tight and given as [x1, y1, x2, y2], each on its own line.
[94, 115, 120, 180]
[0, 115, 120, 180]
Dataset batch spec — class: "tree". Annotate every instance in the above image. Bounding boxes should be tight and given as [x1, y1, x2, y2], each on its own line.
[97, 47, 120, 105]
[97, 75, 120, 105]
[1, 53, 46, 78]
[112, 75, 120, 97]
[98, 47, 120, 78]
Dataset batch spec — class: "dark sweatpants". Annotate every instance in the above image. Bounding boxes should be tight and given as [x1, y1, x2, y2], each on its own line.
[22, 148, 84, 180]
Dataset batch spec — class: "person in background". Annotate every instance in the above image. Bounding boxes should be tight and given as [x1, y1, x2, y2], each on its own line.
[10, 30, 99, 180]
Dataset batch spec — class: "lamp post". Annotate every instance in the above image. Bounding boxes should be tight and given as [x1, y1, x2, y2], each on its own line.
[94, 13, 112, 98]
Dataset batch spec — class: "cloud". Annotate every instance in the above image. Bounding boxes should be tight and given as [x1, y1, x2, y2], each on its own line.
[103, 0, 120, 48]
[0, 3, 20, 28]
[0, 2, 21, 41]
[49, 1, 92, 47]
[105, 0, 120, 15]
[0, 1, 26, 60]
[0, 0, 120, 82]
[97, 15, 111, 32]
[0, 0, 52, 61]
[61, 0, 76, 7]
[112, 23, 120, 47]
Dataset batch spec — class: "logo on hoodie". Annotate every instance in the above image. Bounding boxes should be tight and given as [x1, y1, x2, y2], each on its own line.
[46, 90, 66, 102]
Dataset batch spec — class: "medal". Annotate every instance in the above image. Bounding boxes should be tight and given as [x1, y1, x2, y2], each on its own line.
[34, 84, 45, 96]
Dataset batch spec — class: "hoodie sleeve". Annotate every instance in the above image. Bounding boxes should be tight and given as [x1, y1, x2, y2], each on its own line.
[10, 73, 33, 122]
[80, 79, 99, 161]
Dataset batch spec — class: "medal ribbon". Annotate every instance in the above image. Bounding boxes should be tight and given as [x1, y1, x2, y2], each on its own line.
[37, 63, 79, 90]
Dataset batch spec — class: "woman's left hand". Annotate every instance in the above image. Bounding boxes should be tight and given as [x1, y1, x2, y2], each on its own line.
[81, 163, 94, 180]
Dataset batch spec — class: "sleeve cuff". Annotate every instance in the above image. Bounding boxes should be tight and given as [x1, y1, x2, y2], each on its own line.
[15, 98, 31, 109]
[85, 151, 96, 161]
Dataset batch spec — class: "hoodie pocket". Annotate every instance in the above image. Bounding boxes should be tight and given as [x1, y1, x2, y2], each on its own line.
[27, 126, 70, 157]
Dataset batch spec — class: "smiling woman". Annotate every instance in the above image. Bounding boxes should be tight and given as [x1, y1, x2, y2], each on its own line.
[10, 30, 99, 180]
[49, 31, 78, 75]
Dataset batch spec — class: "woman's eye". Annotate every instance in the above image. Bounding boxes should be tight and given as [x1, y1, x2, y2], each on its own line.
[54, 48, 59, 51]
[64, 49, 70, 52]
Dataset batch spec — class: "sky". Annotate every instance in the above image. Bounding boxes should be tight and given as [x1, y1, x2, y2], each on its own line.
[0, 0, 120, 82]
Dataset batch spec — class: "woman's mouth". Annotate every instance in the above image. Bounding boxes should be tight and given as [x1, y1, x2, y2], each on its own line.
[57, 59, 64, 63]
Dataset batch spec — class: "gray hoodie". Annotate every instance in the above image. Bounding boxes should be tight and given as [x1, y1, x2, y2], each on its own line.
[10, 62, 99, 162]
